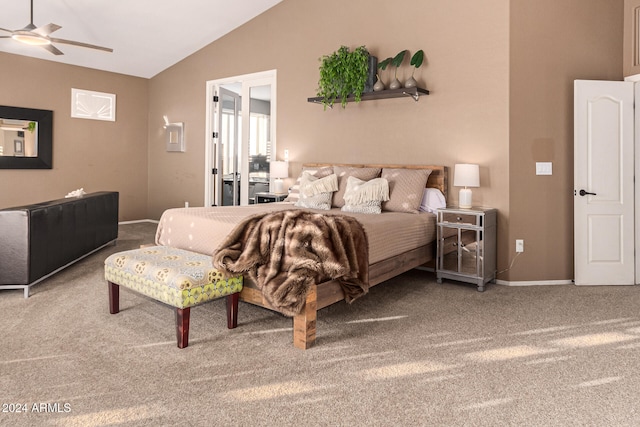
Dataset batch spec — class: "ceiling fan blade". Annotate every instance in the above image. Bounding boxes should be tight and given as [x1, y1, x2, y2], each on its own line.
[0, 36, 11, 39]
[49, 37, 112, 53]
[33, 23, 61, 36]
[43, 44, 64, 55]
[0, 28, 12, 33]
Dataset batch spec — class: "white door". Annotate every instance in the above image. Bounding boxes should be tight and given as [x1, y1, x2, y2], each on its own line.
[574, 80, 635, 285]
[217, 87, 241, 206]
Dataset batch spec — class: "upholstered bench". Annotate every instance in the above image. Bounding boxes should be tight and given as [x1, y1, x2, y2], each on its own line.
[104, 246, 243, 348]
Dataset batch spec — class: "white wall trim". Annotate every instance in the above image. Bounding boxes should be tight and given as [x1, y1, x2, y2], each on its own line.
[416, 266, 573, 286]
[118, 219, 159, 225]
[494, 279, 573, 286]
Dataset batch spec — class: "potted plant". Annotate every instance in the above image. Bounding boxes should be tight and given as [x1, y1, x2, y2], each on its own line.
[376, 58, 391, 90]
[378, 50, 407, 90]
[405, 50, 424, 88]
[317, 45, 370, 109]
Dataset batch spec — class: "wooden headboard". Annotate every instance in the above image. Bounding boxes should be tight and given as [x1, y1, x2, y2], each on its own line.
[303, 163, 448, 200]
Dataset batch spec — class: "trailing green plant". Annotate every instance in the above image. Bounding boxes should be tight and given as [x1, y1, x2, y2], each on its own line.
[27, 122, 36, 132]
[317, 45, 370, 109]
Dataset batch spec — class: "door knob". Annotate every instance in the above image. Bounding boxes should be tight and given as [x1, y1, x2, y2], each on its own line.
[579, 189, 596, 196]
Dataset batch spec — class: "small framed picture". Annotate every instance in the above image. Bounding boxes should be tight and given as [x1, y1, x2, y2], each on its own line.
[14, 139, 24, 156]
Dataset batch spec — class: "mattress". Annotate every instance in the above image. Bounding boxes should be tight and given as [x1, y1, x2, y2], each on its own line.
[155, 202, 436, 264]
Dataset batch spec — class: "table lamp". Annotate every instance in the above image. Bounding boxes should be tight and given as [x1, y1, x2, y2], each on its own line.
[453, 164, 480, 209]
[270, 161, 288, 194]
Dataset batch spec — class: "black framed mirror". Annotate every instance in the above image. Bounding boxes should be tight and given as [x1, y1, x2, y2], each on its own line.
[0, 106, 53, 169]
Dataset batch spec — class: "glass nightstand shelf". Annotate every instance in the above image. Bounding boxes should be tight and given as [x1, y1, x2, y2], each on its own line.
[436, 206, 497, 292]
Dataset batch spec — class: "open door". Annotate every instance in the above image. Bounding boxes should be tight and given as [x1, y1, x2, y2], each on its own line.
[574, 80, 635, 285]
[205, 70, 277, 207]
[216, 87, 241, 206]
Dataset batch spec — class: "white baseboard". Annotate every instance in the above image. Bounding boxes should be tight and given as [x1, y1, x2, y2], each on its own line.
[118, 219, 159, 225]
[495, 279, 573, 286]
[416, 266, 573, 286]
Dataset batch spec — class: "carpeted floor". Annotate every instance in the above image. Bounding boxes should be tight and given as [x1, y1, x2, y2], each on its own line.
[3, 222, 640, 426]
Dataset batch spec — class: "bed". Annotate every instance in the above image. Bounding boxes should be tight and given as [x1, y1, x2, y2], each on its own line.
[155, 163, 447, 349]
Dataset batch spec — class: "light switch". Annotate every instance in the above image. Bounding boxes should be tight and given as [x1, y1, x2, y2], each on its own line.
[536, 162, 552, 175]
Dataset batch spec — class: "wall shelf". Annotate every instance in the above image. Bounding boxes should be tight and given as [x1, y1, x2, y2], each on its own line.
[307, 87, 430, 106]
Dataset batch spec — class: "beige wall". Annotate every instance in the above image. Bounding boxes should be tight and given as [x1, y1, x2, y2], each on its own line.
[148, 0, 625, 282]
[0, 0, 625, 282]
[509, 0, 623, 281]
[147, 0, 512, 260]
[624, 0, 640, 77]
[0, 52, 149, 220]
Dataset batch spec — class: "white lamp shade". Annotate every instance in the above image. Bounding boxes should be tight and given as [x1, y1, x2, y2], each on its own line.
[454, 164, 479, 209]
[453, 164, 480, 188]
[270, 161, 288, 179]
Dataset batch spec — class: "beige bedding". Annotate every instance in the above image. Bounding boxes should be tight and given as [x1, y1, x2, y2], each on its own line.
[155, 202, 436, 264]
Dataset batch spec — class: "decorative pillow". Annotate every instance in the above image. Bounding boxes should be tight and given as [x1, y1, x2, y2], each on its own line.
[341, 176, 389, 214]
[419, 188, 446, 213]
[382, 168, 432, 213]
[284, 166, 334, 203]
[295, 172, 338, 210]
[332, 166, 382, 208]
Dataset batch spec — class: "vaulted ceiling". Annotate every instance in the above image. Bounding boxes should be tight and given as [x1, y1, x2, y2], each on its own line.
[0, 0, 283, 78]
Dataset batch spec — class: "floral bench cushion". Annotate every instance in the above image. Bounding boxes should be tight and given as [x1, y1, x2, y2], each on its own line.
[104, 246, 242, 309]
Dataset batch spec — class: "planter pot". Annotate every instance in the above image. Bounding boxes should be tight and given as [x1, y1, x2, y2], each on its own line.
[364, 55, 378, 93]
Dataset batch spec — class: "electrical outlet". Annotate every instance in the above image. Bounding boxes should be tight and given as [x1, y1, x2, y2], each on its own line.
[516, 239, 524, 253]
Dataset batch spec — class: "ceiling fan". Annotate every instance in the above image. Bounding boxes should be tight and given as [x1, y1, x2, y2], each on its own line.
[0, 0, 112, 55]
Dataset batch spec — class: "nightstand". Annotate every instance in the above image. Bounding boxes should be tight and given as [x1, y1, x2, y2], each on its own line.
[436, 206, 497, 291]
[255, 192, 287, 204]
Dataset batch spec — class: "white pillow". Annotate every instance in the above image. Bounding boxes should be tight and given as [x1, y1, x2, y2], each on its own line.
[284, 166, 334, 203]
[419, 188, 446, 213]
[295, 172, 338, 210]
[341, 176, 389, 214]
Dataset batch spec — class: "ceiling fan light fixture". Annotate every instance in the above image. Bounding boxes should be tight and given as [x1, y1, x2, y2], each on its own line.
[11, 32, 50, 46]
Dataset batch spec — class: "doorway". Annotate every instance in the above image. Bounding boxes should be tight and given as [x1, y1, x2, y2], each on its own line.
[204, 70, 277, 207]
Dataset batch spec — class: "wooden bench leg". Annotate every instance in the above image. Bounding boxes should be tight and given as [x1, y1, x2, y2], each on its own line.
[176, 307, 190, 349]
[293, 285, 317, 350]
[108, 281, 120, 314]
[226, 293, 239, 329]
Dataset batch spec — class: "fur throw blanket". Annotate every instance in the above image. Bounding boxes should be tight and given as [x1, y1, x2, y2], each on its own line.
[212, 210, 369, 316]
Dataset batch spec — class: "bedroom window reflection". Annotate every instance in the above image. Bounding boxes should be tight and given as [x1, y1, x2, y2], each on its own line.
[220, 108, 240, 178]
[0, 119, 37, 157]
[250, 113, 269, 161]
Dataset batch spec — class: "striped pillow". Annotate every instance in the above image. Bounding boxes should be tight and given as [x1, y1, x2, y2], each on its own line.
[332, 166, 381, 208]
[341, 176, 389, 214]
[295, 172, 338, 210]
[284, 166, 334, 203]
